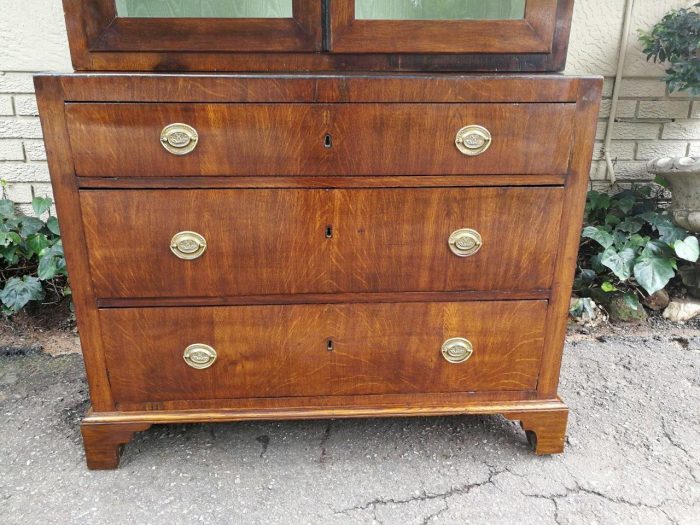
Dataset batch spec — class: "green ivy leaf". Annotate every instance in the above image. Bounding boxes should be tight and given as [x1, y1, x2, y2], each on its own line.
[46, 216, 60, 236]
[601, 247, 636, 281]
[31, 196, 53, 217]
[0, 276, 44, 312]
[601, 281, 618, 293]
[616, 194, 637, 214]
[623, 292, 641, 312]
[0, 231, 22, 247]
[0, 199, 15, 219]
[634, 255, 676, 295]
[19, 217, 44, 237]
[27, 233, 50, 256]
[617, 217, 644, 234]
[623, 234, 649, 250]
[674, 236, 700, 262]
[38, 254, 58, 280]
[582, 226, 615, 249]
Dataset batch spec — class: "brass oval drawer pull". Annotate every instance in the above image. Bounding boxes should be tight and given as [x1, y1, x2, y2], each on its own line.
[170, 231, 207, 260]
[160, 123, 199, 155]
[455, 125, 492, 156]
[442, 338, 474, 364]
[184, 344, 217, 370]
[448, 228, 482, 257]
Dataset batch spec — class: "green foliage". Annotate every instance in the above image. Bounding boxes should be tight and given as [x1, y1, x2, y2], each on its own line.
[0, 196, 69, 314]
[639, 3, 700, 95]
[576, 186, 699, 307]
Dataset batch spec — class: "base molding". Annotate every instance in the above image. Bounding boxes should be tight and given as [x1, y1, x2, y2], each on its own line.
[81, 398, 569, 469]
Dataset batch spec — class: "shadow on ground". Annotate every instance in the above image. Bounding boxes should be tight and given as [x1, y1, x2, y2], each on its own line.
[0, 331, 698, 524]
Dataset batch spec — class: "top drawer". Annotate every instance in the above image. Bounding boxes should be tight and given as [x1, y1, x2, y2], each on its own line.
[65, 103, 574, 177]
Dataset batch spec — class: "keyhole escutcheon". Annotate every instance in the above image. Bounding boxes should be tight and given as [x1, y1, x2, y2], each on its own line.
[324, 133, 333, 148]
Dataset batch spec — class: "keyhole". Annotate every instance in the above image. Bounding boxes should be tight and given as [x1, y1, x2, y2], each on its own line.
[324, 134, 333, 148]
[325, 226, 333, 239]
[327, 339, 334, 352]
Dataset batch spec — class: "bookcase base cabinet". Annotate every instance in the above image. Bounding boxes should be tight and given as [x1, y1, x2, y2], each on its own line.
[35, 74, 601, 470]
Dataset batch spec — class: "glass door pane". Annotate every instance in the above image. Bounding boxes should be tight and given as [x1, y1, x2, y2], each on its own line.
[356, 0, 526, 20]
[115, 0, 294, 18]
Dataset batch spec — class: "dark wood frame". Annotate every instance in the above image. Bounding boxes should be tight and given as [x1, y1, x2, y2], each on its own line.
[331, 0, 558, 54]
[62, 0, 322, 67]
[35, 73, 601, 468]
[62, 0, 574, 72]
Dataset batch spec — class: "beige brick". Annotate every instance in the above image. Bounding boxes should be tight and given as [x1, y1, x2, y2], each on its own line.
[589, 161, 608, 181]
[663, 120, 700, 140]
[688, 143, 700, 157]
[637, 101, 690, 119]
[668, 88, 697, 99]
[612, 161, 653, 181]
[612, 122, 661, 140]
[15, 203, 34, 216]
[31, 183, 54, 199]
[602, 78, 614, 98]
[0, 117, 43, 139]
[0, 162, 50, 183]
[592, 141, 636, 161]
[0, 140, 25, 161]
[636, 142, 689, 160]
[13, 95, 38, 116]
[23, 139, 46, 161]
[591, 180, 615, 192]
[0, 73, 35, 94]
[0, 95, 13, 115]
[620, 79, 667, 98]
[3, 183, 34, 204]
[599, 99, 636, 119]
[692, 102, 700, 119]
[596, 121, 607, 141]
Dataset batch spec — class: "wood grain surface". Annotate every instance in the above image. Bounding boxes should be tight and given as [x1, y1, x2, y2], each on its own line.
[80, 187, 564, 299]
[99, 300, 547, 405]
[65, 103, 575, 177]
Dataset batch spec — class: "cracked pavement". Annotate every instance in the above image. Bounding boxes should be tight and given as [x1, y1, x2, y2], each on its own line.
[0, 330, 698, 524]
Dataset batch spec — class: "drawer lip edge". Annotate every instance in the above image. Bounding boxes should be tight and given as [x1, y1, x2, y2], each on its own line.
[86, 398, 566, 423]
[95, 292, 552, 309]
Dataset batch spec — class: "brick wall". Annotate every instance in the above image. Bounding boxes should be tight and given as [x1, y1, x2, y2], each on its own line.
[0, 72, 51, 212]
[590, 78, 700, 191]
[0, 0, 699, 205]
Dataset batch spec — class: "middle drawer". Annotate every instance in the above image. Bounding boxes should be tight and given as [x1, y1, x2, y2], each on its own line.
[80, 187, 564, 299]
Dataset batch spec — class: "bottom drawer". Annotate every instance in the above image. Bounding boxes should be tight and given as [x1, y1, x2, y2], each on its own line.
[100, 301, 547, 406]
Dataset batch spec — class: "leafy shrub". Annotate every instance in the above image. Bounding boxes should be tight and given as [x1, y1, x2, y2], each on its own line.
[0, 197, 69, 313]
[575, 186, 699, 309]
[639, 3, 700, 95]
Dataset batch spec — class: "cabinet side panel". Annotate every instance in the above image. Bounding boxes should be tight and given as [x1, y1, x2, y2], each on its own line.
[538, 77, 603, 396]
[34, 76, 115, 411]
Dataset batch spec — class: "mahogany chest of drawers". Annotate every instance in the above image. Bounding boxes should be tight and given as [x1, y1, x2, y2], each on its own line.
[36, 73, 601, 468]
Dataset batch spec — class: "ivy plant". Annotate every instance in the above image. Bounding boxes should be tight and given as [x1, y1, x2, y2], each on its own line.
[575, 186, 699, 310]
[639, 3, 700, 95]
[0, 196, 69, 313]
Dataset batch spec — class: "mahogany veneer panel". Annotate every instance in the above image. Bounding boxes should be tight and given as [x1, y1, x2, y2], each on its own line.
[100, 301, 547, 406]
[65, 103, 575, 177]
[80, 187, 563, 299]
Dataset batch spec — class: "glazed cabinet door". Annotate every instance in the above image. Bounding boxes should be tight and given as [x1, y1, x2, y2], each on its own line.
[63, 0, 321, 55]
[330, 0, 563, 54]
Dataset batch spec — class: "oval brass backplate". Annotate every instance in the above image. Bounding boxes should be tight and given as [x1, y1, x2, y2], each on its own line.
[170, 231, 207, 260]
[441, 338, 474, 364]
[160, 123, 199, 155]
[448, 228, 483, 258]
[455, 125, 492, 156]
[184, 344, 217, 370]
